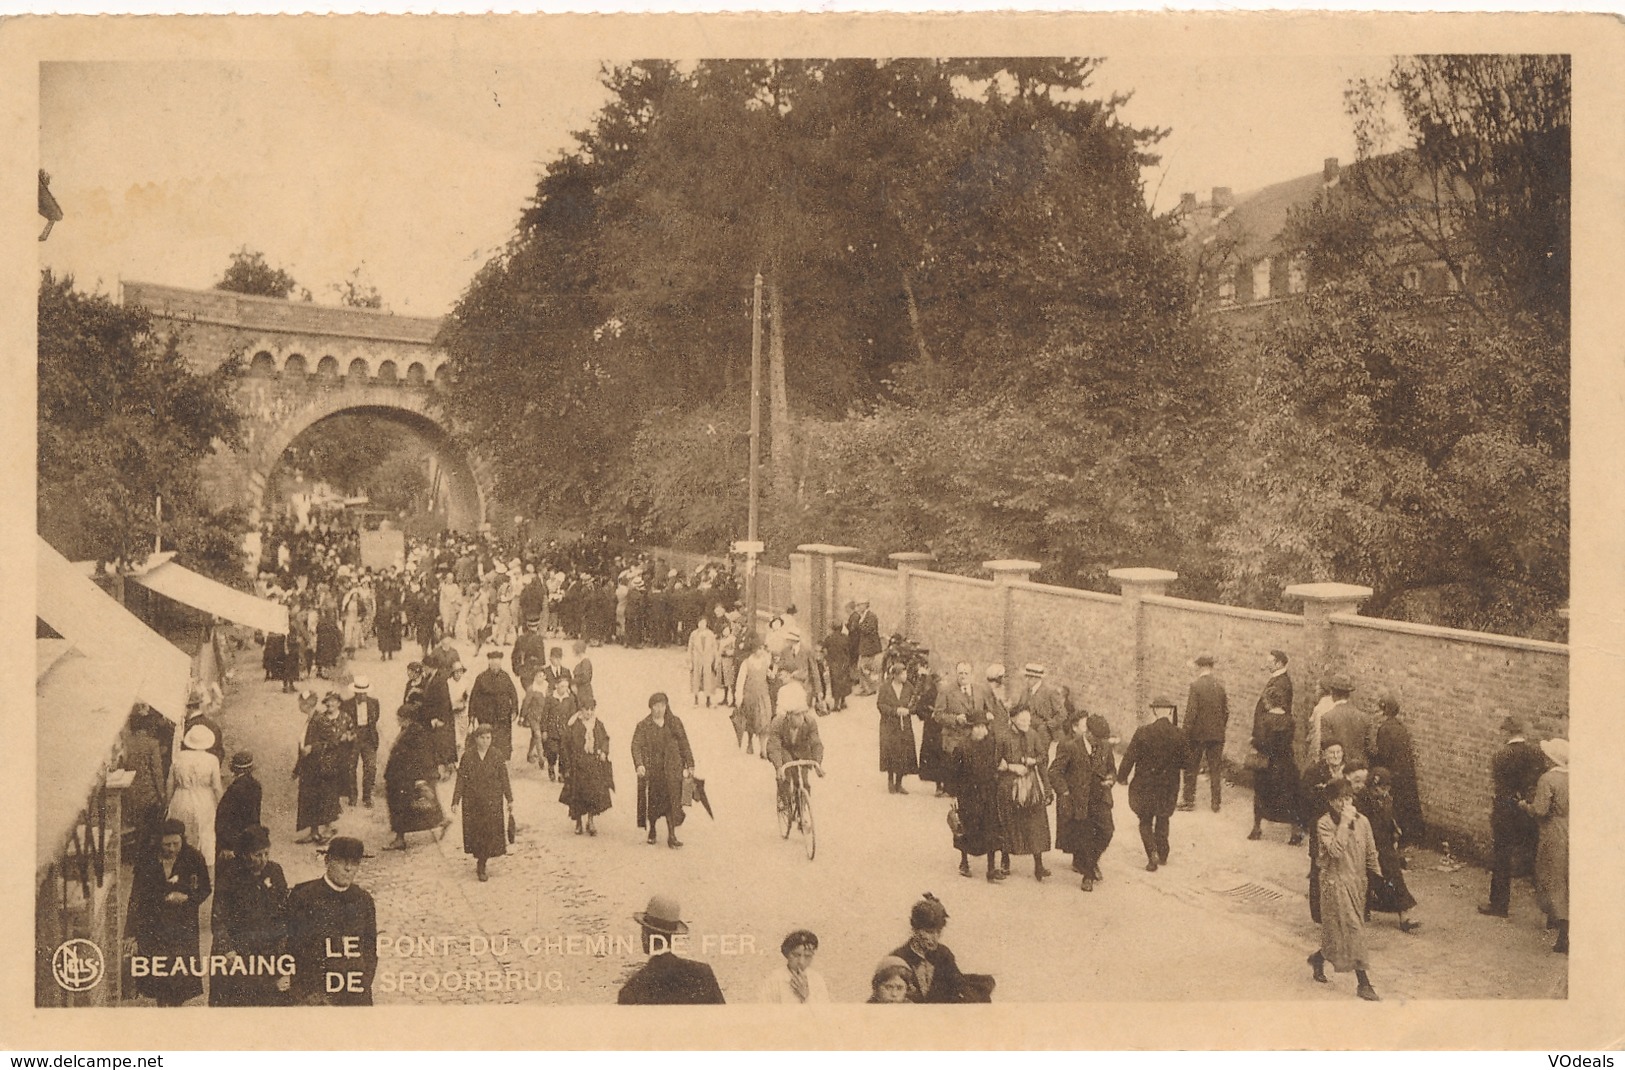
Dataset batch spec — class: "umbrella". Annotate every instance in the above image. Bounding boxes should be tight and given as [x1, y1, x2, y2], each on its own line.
[683, 775, 715, 819]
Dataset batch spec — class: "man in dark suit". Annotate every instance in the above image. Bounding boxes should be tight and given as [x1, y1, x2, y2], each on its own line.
[933, 662, 981, 764]
[1254, 649, 1294, 731]
[214, 751, 262, 868]
[511, 616, 548, 693]
[617, 895, 726, 1004]
[468, 648, 520, 762]
[1118, 696, 1187, 871]
[1479, 715, 1549, 917]
[342, 677, 381, 807]
[286, 836, 377, 1006]
[1180, 654, 1230, 812]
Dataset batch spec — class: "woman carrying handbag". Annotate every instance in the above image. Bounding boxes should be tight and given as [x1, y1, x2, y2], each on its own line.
[995, 706, 1054, 881]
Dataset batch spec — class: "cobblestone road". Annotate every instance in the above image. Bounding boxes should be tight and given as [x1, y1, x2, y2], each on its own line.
[213, 636, 1566, 1006]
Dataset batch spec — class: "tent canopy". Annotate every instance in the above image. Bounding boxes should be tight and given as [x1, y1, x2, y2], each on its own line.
[131, 559, 288, 635]
[36, 645, 139, 871]
[36, 536, 191, 723]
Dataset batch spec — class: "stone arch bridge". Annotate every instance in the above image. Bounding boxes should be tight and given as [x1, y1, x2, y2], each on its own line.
[121, 281, 491, 531]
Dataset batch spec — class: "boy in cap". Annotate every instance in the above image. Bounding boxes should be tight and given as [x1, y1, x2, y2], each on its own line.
[286, 836, 377, 1005]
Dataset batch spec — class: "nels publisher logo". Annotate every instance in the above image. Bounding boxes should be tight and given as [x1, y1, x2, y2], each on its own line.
[52, 939, 105, 993]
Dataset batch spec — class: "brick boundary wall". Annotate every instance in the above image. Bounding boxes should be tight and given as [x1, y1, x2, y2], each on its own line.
[797, 547, 1568, 860]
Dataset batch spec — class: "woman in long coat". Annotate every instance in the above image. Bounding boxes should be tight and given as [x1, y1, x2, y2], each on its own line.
[1248, 704, 1303, 844]
[914, 671, 949, 795]
[294, 695, 344, 843]
[996, 706, 1053, 880]
[718, 622, 740, 706]
[687, 620, 720, 706]
[126, 819, 211, 1006]
[451, 724, 513, 881]
[1359, 768, 1419, 932]
[821, 624, 853, 712]
[167, 723, 224, 862]
[1308, 779, 1383, 1001]
[1077, 714, 1118, 890]
[375, 578, 403, 661]
[951, 722, 1005, 881]
[732, 643, 773, 756]
[1048, 711, 1095, 874]
[279, 620, 305, 692]
[262, 629, 286, 682]
[384, 705, 448, 848]
[877, 662, 919, 792]
[1371, 698, 1425, 849]
[631, 693, 696, 848]
[315, 600, 343, 678]
[1528, 738, 1569, 953]
[209, 824, 289, 1006]
[559, 705, 613, 835]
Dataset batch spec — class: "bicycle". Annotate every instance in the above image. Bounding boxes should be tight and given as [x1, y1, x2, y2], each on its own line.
[776, 759, 822, 860]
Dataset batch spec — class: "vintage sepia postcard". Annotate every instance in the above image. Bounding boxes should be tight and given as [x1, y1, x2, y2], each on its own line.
[3, 9, 1623, 1053]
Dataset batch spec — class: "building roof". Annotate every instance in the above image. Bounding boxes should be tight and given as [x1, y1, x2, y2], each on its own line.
[1222, 169, 1331, 265]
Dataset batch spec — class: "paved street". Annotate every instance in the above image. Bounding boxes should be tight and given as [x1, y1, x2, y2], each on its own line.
[212, 636, 1567, 1005]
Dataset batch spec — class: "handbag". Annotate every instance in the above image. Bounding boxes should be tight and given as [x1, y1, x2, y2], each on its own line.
[946, 802, 964, 836]
[507, 808, 517, 844]
[1008, 767, 1038, 807]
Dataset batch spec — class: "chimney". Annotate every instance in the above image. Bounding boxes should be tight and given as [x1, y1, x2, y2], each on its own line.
[1180, 192, 1197, 213]
[1211, 187, 1234, 211]
[1323, 157, 1340, 184]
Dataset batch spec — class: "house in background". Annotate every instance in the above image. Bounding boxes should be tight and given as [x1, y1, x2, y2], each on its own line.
[1179, 154, 1469, 316]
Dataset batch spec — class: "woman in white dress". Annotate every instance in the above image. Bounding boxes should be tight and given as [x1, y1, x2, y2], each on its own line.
[167, 723, 224, 863]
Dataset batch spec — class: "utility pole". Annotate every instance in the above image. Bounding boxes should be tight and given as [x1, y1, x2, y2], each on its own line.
[743, 271, 764, 640]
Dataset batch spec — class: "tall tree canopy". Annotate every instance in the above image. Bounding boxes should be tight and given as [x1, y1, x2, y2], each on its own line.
[215, 246, 309, 300]
[38, 270, 247, 583]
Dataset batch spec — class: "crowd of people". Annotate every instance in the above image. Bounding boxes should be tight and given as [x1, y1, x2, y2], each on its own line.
[115, 519, 1570, 1007]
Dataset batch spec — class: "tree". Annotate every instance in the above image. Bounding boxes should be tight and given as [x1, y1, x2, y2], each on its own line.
[38, 270, 247, 584]
[1342, 55, 1570, 334]
[215, 246, 308, 300]
[331, 264, 384, 309]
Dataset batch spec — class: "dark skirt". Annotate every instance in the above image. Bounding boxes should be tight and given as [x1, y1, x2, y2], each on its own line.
[917, 720, 948, 785]
[1391, 773, 1426, 846]
[560, 755, 614, 818]
[295, 761, 341, 832]
[1254, 753, 1301, 825]
[1368, 846, 1418, 915]
[377, 614, 402, 654]
[879, 714, 918, 775]
[996, 776, 1052, 855]
[388, 777, 446, 834]
[953, 780, 1002, 858]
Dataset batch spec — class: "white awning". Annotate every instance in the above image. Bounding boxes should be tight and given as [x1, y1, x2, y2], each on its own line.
[36, 536, 191, 723]
[131, 559, 288, 635]
[36, 644, 140, 871]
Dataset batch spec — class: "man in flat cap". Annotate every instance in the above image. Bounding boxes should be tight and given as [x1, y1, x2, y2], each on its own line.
[1180, 654, 1230, 813]
[618, 894, 725, 1004]
[1318, 675, 1369, 767]
[1116, 696, 1187, 871]
[468, 648, 519, 762]
[1479, 714, 1548, 918]
[286, 836, 377, 1005]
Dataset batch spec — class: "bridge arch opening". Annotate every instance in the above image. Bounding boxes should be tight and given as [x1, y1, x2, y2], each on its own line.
[315, 355, 339, 381]
[262, 403, 484, 534]
[249, 351, 278, 377]
[347, 357, 369, 381]
[377, 360, 398, 383]
[406, 361, 426, 385]
[285, 353, 307, 376]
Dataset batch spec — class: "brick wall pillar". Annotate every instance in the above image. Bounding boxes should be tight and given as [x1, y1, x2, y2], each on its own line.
[983, 559, 1041, 675]
[1109, 567, 1179, 738]
[887, 552, 935, 638]
[795, 544, 859, 642]
[1284, 581, 1374, 685]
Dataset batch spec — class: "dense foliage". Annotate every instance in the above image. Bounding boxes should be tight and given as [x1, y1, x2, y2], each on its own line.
[439, 55, 1568, 636]
[38, 270, 248, 585]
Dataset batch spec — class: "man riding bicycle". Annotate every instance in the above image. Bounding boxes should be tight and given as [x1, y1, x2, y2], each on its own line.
[767, 682, 825, 810]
